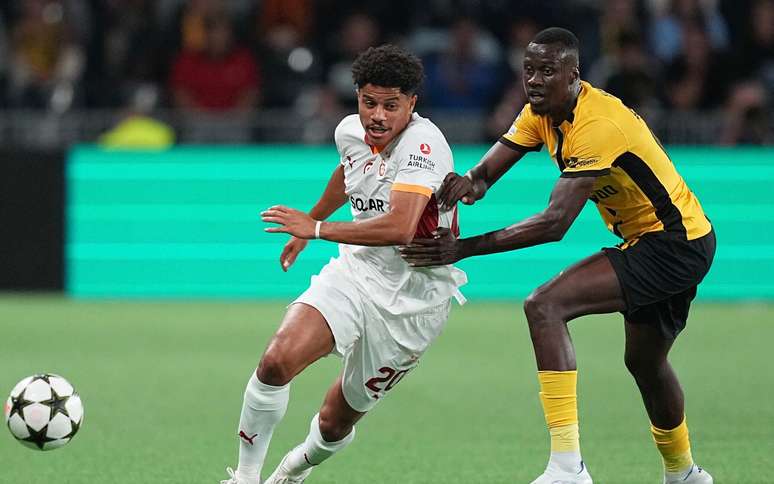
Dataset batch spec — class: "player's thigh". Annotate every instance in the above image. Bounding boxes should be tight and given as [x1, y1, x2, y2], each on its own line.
[261, 303, 335, 376]
[623, 285, 697, 357]
[262, 256, 364, 379]
[624, 316, 675, 366]
[529, 251, 626, 321]
[341, 301, 450, 413]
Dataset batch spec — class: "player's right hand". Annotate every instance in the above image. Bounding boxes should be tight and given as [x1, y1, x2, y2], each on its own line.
[280, 236, 308, 272]
[437, 172, 487, 210]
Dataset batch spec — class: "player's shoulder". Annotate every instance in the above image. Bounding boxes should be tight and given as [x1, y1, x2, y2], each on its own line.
[577, 81, 631, 124]
[334, 114, 365, 147]
[574, 82, 630, 137]
[396, 113, 451, 155]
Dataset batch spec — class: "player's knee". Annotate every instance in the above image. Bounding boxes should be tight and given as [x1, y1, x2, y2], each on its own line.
[624, 350, 653, 378]
[524, 289, 554, 325]
[256, 350, 295, 386]
[317, 412, 353, 443]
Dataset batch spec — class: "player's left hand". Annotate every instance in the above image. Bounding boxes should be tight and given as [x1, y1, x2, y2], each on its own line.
[398, 227, 460, 267]
[262, 205, 316, 239]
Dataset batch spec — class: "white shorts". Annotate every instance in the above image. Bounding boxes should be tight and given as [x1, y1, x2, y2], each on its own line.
[293, 257, 451, 412]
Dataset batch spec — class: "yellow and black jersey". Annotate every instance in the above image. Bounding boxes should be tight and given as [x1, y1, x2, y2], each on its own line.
[500, 81, 711, 242]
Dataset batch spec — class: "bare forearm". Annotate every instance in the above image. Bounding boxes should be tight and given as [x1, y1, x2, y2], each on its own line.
[458, 211, 566, 258]
[309, 166, 347, 220]
[466, 142, 524, 189]
[318, 213, 412, 246]
[457, 175, 593, 259]
[308, 196, 345, 221]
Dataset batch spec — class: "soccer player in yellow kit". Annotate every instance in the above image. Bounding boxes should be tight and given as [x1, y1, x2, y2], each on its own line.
[401, 28, 715, 484]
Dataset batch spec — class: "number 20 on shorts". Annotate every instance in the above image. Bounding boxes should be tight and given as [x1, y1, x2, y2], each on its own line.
[365, 366, 411, 395]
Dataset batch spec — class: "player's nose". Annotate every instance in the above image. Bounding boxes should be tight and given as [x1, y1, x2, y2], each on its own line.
[527, 74, 543, 87]
[372, 105, 387, 121]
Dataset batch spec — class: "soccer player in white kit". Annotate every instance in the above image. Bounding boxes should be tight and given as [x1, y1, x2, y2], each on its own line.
[221, 44, 466, 484]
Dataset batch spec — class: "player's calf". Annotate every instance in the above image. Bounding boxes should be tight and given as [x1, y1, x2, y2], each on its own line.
[318, 411, 355, 443]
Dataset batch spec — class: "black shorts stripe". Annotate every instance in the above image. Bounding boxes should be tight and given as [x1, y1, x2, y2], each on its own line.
[613, 152, 687, 237]
[497, 136, 543, 153]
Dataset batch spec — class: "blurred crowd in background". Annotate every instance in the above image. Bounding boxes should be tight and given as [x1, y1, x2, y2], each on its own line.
[0, 0, 771, 147]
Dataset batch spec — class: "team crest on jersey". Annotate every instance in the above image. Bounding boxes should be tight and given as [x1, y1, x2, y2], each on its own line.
[419, 143, 431, 155]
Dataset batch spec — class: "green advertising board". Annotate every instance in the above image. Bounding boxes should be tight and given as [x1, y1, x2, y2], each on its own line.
[67, 145, 773, 300]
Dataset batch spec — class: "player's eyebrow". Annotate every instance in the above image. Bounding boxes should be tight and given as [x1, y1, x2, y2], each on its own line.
[524, 58, 557, 67]
[363, 94, 401, 102]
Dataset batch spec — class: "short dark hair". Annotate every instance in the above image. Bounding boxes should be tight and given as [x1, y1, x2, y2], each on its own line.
[351, 44, 424, 96]
[531, 27, 580, 66]
[532, 27, 580, 50]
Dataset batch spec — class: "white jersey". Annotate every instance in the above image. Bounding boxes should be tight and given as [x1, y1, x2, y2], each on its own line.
[332, 113, 467, 314]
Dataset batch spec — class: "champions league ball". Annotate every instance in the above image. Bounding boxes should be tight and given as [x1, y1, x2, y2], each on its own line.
[4, 374, 84, 450]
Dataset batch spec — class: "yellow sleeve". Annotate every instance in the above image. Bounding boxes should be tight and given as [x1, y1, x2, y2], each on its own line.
[499, 104, 544, 152]
[561, 118, 628, 178]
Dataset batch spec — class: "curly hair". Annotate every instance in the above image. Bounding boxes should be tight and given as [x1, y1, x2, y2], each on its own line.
[351, 44, 424, 95]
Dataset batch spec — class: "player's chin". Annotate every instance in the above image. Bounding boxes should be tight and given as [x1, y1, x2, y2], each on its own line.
[528, 100, 549, 115]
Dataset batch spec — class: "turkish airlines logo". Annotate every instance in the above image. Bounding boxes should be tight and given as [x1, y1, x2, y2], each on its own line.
[419, 143, 431, 155]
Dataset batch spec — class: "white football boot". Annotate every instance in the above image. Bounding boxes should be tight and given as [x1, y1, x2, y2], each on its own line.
[263, 447, 313, 484]
[220, 467, 259, 484]
[530, 460, 593, 484]
[664, 464, 713, 483]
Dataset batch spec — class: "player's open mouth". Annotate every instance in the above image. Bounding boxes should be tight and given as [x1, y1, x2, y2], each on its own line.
[528, 92, 545, 103]
[368, 126, 389, 137]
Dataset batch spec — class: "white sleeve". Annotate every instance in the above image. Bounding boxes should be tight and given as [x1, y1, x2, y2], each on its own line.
[334, 115, 359, 165]
[392, 130, 452, 198]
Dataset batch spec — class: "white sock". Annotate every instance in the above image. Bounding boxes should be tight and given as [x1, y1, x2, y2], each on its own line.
[548, 450, 584, 474]
[665, 464, 698, 481]
[235, 372, 290, 482]
[282, 413, 355, 475]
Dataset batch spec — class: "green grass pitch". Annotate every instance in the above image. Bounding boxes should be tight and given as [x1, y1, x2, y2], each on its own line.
[1, 296, 773, 483]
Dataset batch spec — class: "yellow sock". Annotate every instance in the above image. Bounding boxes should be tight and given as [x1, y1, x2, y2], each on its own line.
[538, 371, 579, 452]
[651, 417, 693, 473]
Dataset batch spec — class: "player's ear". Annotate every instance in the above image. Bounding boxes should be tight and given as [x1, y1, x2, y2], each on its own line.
[409, 94, 417, 112]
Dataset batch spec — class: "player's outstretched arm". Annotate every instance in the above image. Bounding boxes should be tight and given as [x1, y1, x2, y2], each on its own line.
[276, 165, 348, 271]
[437, 142, 527, 210]
[263, 189, 429, 246]
[401, 176, 596, 266]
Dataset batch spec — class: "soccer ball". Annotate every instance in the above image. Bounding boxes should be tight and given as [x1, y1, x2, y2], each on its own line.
[4, 374, 84, 450]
